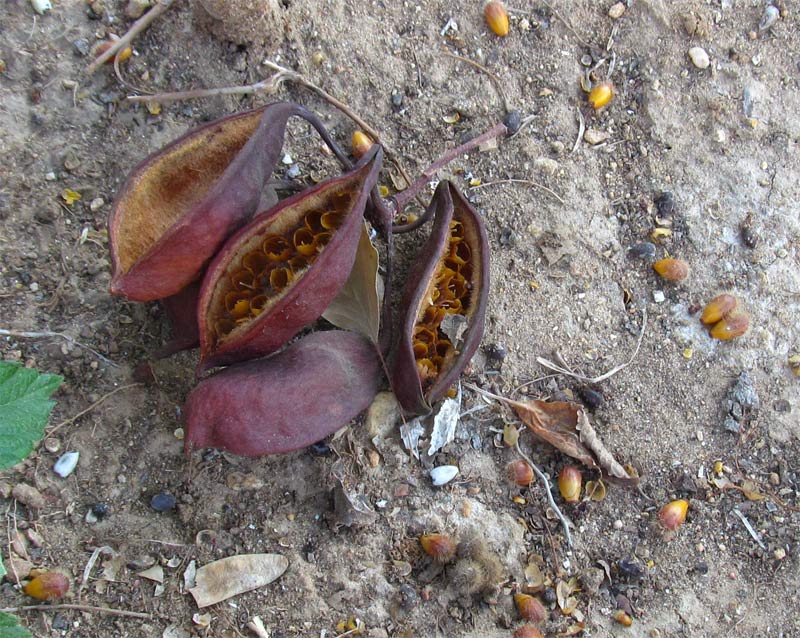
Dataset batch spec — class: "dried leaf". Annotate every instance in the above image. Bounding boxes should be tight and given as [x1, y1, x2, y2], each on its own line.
[332, 479, 378, 530]
[138, 565, 164, 583]
[188, 553, 288, 608]
[322, 222, 382, 343]
[740, 479, 766, 501]
[509, 398, 637, 484]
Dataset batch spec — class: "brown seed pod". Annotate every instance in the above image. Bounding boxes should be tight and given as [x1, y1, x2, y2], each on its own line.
[700, 293, 738, 325]
[23, 571, 70, 601]
[507, 459, 534, 486]
[420, 533, 457, 563]
[513, 593, 547, 623]
[196, 147, 382, 370]
[658, 499, 689, 530]
[709, 310, 749, 340]
[558, 465, 582, 502]
[514, 626, 545, 638]
[653, 257, 690, 282]
[390, 181, 489, 414]
[184, 330, 380, 456]
[484, 1, 510, 36]
[588, 81, 614, 109]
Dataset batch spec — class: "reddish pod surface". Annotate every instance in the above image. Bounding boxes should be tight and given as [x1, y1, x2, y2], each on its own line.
[391, 181, 489, 414]
[109, 102, 349, 302]
[196, 147, 382, 371]
[184, 330, 381, 456]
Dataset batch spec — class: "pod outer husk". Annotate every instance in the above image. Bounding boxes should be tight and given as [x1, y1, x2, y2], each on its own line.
[196, 146, 383, 372]
[154, 280, 201, 358]
[184, 330, 381, 456]
[390, 181, 490, 415]
[109, 103, 297, 302]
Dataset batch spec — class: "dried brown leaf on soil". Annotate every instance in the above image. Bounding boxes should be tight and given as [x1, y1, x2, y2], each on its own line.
[188, 553, 288, 608]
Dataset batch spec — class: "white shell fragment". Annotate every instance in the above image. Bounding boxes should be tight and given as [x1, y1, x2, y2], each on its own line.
[188, 553, 288, 608]
[688, 46, 710, 70]
[54, 451, 79, 477]
[31, 0, 53, 14]
[430, 465, 459, 487]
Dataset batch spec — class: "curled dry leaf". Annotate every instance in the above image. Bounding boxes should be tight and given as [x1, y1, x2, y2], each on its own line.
[188, 553, 288, 608]
[496, 395, 637, 484]
[184, 330, 381, 456]
[197, 147, 382, 371]
[321, 222, 383, 343]
[391, 181, 489, 415]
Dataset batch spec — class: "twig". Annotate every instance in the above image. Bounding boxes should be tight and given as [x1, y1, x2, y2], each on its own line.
[1, 604, 153, 619]
[47, 384, 142, 436]
[127, 60, 416, 196]
[516, 442, 573, 548]
[572, 107, 586, 154]
[86, 0, 175, 74]
[390, 122, 509, 223]
[442, 52, 509, 113]
[0, 329, 117, 366]
[536, 307, 647, 384]
[469, 178, 565, 205]
[732, 508, 766, 550]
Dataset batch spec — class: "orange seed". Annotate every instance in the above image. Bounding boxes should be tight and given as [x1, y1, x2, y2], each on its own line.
[484, 1, 510, 36]
[588, 81, 614, 109]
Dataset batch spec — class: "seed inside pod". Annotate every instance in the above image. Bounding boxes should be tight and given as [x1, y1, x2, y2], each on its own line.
[700, 293, 738, 325]
[658, 499, 689, 530]
[588, 81, 614, 109]
[23, 572, 70, 601]
[653, 257, 689, 282]
[197, 147, 382, 370]
[507, 460, 534, 486]
[709, 310, 749, 340]
[558, 465, 582, 502]
[513, 593, 547, 622]
[419, 533, 457, 563]
[484, 1, 510, 36]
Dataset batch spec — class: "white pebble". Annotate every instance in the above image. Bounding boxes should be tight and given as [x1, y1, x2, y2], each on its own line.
[653, 290, 666, 303]
[688, 47, 710, 69]
[54, 451, 79, 477]
[430, 465, 458, 487]
[608, 2, 626, 19]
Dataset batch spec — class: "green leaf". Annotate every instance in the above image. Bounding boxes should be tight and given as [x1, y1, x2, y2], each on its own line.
[0, 612, 32, 638]
[0, 362, 63, 470]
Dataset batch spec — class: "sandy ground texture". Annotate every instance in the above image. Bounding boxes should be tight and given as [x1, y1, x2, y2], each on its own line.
[1, 0, 799, 637]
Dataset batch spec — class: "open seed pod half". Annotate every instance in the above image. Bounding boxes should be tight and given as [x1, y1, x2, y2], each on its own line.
[196, 146, 383, 371]
[391, 181, 489, 414]
[109, 102, 338, 302]
[184, 330, 381, 456]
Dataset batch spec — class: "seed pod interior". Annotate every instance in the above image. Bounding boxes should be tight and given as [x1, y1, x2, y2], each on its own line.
[198, 147, 383, 370]
[392, 181, 489, 414]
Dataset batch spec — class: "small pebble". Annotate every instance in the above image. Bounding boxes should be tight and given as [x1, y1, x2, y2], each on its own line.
[45, 171, 57, 181]
[485, 343, 508, 361]
[774, 548, 786, 560]
[653, 290, 666, 303]
[583, 128, 610, 145]
[759, 5, 780, 31]
[430, 465, 458, 487]
[73, 38, 91, 57]
[126, 0, 153, 19]
[769, 472, 780, 486]
[503, 110, 522, 134]
[286, 164, 301, 179]
[281, 154, 293, 165]
[688, 47, 710, 69]
[608, 2, 626, 19]
[579, 387, 604, 410]
[43, 437, 61, 453]
[628, 242, 657, 259]
[29, 282, 39, 292]
[12, 483, 46, 510]
[53, 451, 79, 478]
[89, 197, 105, 212]
[534, 157, 560, 175]
[391, 90, 404, 109]
[613, 519, 624, 530]
[150, 492, 177, 512]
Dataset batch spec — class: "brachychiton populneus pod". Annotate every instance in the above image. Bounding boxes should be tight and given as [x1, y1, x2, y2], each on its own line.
[390, 181, 489, 414]
[184, 330, 381, 456]
[108, 102, 348, 302]
[196, 146, 383, 371]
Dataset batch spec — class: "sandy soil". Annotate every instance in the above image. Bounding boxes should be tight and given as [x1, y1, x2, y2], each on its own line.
[1, 0, 798, 637]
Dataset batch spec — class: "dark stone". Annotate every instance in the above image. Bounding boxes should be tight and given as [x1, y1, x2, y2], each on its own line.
[503, 110, 522, 135]
[91, 502, 109, 519]
[628, 242, 656, 259]
[150, 492, 177, 512]
[578, 387, 604, 410]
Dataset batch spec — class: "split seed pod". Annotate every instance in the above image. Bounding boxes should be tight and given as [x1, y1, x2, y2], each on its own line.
[419, 533, 457, 563]
[196, 147, 382, 371]
[391, 181, 489, 414]
[700, 293, 749, 340]
[513, 593, 547, 623]
[109, 102, 346, 302]
[23, 572, 70, 601]
[184, 330, 380, 456]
